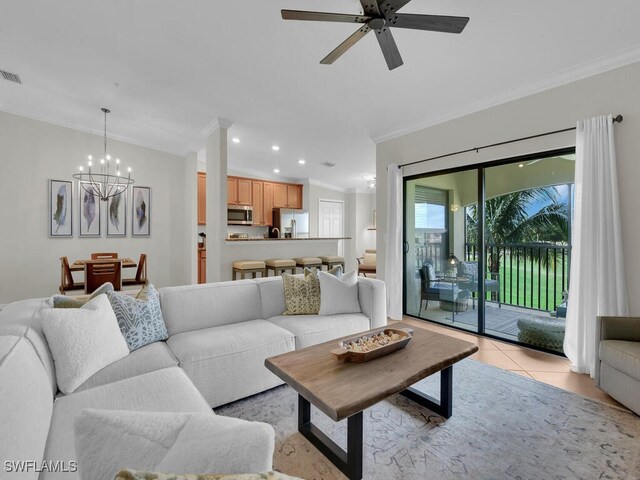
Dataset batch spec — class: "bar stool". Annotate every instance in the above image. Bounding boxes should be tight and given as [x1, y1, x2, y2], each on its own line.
[293, 257, 322, 273]
[232, 260, 266, 280]
[265, 258, 296, 276]
[319, 256, 345, 271]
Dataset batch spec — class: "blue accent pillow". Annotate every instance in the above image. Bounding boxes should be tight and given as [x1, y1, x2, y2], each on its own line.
[106, 283, 168, 351]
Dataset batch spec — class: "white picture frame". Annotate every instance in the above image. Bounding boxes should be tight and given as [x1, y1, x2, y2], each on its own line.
[132, 186, 150, 236]
[49, 180, 73, 237]
[78, 181, 101, 237]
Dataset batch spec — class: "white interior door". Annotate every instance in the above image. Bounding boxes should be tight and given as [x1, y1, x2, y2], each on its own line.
[319, 200, 344, 256]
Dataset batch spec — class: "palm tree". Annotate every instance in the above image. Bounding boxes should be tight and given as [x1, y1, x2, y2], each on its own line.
[465, 186, 570, 274]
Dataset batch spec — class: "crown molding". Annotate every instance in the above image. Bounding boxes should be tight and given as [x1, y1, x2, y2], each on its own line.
[308, 178, 349, 193]
[372, 44, 640, 144]
[200, 117, 233, 138]
[0, 105, 190, 157]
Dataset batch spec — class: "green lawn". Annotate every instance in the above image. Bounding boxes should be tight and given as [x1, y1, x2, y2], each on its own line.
[486, 255, 569, 312]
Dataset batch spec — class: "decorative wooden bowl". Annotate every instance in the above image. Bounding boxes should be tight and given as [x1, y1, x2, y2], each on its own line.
[331, 327, 414, 363]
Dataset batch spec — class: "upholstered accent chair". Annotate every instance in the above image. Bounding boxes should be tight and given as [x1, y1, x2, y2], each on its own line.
[456, 261, 501, 308]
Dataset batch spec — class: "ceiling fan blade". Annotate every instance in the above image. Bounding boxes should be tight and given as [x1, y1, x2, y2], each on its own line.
[281, 10, 370, 24]
[379, 0, 412, 17]
[320, 25, 371, 65]
[359, 0, 380, 16]
[390, 13, 469, 33]
[375, 28, 403, 70]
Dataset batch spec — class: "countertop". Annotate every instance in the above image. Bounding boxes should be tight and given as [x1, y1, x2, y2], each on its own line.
[226, 237, 351, 242]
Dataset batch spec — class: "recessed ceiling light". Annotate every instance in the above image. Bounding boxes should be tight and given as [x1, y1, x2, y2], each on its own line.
[273, 168, 280, 173]
[298, 159, 306, 165]
[231, 137, 240, 144]
[272, 145, 280, 151]
[518, 163, 524, 168]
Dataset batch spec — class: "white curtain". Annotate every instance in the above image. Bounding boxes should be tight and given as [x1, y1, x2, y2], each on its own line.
[385, 164, 403, 320]
[564, 115, 629, 375]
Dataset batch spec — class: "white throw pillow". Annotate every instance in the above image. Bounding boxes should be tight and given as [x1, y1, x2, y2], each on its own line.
[74, 409, 275, 480]
[318, 269, 361, 315]
[40, 295, 129, 394]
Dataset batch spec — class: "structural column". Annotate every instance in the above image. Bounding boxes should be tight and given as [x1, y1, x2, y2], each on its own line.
[184, 151, 199, 284]
[205, 118, 232, 283]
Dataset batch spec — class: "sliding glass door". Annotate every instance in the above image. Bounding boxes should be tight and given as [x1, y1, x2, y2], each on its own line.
[404, 150, 574, 353]
[404, 170, 479, 332]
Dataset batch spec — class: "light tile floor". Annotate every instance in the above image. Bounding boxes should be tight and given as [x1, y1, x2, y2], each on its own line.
[400, 316, 625, 409]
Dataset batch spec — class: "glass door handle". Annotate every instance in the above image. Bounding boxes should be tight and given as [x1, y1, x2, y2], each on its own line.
[403, 241, 409, 254]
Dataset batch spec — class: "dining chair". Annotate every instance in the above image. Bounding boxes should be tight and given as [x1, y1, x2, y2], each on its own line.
[59, 256, 84, 294]
[123, 253, 147, 286]
[84, 260, 122, 294]
[91, 252, 118, 260]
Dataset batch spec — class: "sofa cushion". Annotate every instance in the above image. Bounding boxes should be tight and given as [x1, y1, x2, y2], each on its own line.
[256, 276, 286, 319]
[600, 340, 640, 380]
[42, 367, 211, 480]
[50, 282, 114, 308]
[268, 313, 370, 349]
[0, 298, 57, 393]
[40, 295, 130, 394]
[0, 336, 53, 480]
[75, 341, 178, 392]
[159, 281, 263, 336]
[107, 283, 168, 351]
[168, 320, 295, 407]
[74, 409, 274, 480]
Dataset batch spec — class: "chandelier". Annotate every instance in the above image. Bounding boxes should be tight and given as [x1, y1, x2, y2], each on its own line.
[73, 108, 134, 201]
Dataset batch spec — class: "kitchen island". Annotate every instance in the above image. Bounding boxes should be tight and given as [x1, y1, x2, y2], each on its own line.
[222, 237, 351, 280]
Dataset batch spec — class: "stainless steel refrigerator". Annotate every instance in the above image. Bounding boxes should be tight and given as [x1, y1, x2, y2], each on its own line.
[272, 209, 309, 238]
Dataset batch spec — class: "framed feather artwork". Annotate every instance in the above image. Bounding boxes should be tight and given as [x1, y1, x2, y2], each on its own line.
[79, 181, 101, 237]
[107, 189, 127, 237]
[49, 180, 73, 237]
[132, 186, 150, 236]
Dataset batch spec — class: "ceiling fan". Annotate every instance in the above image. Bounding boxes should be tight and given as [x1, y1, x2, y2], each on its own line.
[281, 0, 470, 70]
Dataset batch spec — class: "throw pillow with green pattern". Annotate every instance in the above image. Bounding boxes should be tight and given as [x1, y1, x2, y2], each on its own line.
[282, 270, 321, 315]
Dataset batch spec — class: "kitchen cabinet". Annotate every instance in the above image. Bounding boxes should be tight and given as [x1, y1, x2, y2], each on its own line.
[197, 172, 206, 225]
[273, 183, 302, 208]
[227, 177, 252, 206]
[252, 181, 264, 225]
[263, 182, 274, 226]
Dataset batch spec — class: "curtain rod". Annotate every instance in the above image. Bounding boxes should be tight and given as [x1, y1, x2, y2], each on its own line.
[397, 114, 623, 169]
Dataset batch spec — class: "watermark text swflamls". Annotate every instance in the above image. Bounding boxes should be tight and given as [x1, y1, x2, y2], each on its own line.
[4, 460, 77, 473]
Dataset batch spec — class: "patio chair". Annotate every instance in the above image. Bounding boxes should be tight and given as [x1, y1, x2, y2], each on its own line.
[419, 264, 470, 320]
[456, 261, 501, 308]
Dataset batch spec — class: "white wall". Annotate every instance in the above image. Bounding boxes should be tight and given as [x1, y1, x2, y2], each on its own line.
[376, 60, 640, 315]
[0, 111, 191, 303]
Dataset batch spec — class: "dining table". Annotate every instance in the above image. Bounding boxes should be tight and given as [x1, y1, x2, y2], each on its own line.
[69, 258, 137, 272]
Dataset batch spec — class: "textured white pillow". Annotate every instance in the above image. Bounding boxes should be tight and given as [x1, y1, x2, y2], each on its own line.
[40, 295, 129, 394]
[318, 269, 361, 315]
[74, 409, 275, 480]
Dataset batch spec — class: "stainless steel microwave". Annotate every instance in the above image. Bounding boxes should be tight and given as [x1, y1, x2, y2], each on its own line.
[227, 205, 253, 225]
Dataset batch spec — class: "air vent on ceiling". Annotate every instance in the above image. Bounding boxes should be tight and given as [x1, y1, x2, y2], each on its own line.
[322, 161, 336, 168]
[1, 70, 22, 84]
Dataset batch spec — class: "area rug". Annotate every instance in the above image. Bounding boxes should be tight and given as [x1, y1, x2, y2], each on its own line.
[216, 359, 640, 480]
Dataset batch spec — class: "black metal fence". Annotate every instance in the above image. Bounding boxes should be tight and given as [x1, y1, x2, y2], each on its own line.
[464, 243, 570, 311]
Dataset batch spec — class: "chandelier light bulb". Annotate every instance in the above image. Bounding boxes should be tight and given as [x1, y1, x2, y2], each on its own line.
[100, 158, 105, 165]
[127, 167, 132, 173]
[88, 155, 93, 161]
[117, 171, 121, 176]
[88, 161, 93, 167]
[79, 166, 84, 172]
[116, 158, 120, 164]
[106, 154, 111, 161]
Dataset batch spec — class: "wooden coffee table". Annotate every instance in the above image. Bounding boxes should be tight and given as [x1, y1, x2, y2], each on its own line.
[265, 323, 478, 480]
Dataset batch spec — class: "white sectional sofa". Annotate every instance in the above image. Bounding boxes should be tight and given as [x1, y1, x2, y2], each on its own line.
[0, 275, 386, 479]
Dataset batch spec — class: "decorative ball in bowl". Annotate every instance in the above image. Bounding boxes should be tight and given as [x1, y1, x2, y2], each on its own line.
[331, 327, 413, 363]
